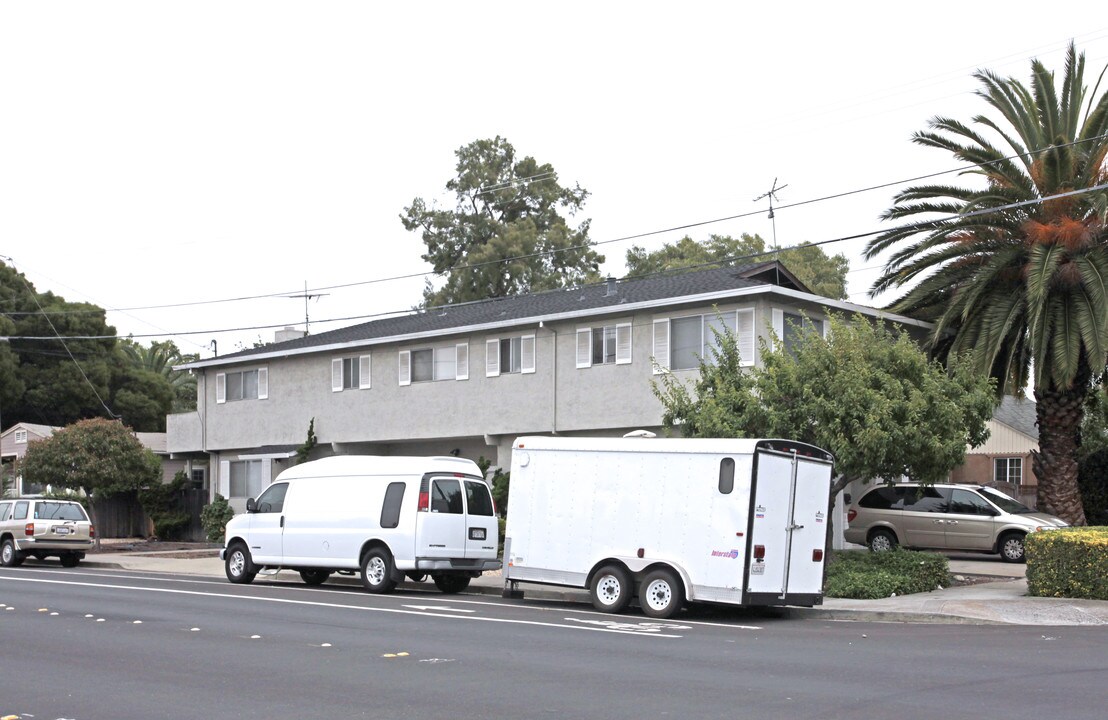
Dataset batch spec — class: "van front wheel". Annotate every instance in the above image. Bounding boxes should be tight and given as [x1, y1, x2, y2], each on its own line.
[361, 549, 397, 594]
[225, 543, 256, 584]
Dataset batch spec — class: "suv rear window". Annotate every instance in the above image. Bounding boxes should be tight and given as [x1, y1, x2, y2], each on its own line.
[35, 502, 88, 521]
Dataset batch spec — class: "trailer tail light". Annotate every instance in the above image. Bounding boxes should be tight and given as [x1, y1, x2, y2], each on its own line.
[25, 523, 35, 536]
[847, 508, 857, 523]
[753, 544, 765, 560]
[813, 549, 823, 562]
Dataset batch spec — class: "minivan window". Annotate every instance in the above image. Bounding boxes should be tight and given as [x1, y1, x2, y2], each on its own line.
[431, 479, 464, 514]
[950, 489, 996, 516]
[254, 483, 288, 513]
[381, 482, 406, 528]
[35, 502, 87, 521]
[903, 487, 950, 513]
[464, 481, 495, 516]
[859, 487, 904, 510]
[978, 486, 1033, 514]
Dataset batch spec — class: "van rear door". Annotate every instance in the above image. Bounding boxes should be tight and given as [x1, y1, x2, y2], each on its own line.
[418, 475, 467, 559]
[462, 480, 498, 559]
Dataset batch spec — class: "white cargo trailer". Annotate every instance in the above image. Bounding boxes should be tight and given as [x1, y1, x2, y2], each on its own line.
[503, 436, 834, 618]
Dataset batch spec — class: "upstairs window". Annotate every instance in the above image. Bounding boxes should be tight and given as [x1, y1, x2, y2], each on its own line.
[771, 310, 826, 356]
[399, 343, 469, 385]
[486, 335, 536, 376]
[332, 355, 371, 392]
[653, 309, 754, 373]
[216, 367, 269, 404]
[576, 323, 631, 368]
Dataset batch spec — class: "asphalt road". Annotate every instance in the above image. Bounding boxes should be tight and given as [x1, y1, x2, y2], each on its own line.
[2, 565, 1105, 720]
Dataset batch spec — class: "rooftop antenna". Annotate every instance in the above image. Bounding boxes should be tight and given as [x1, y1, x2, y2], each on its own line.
[753, 178, 788, 285]
[285, 281, 329, 336]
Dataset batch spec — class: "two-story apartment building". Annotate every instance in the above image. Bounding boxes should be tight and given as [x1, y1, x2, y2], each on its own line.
[168, 262, 931, 512]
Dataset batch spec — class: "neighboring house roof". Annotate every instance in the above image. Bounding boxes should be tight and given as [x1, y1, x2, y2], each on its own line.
[993, 396, 1038, 441]
[135, 432, 168, 454]
[1, 422, 57, 440]
[182, 261, 931, 370]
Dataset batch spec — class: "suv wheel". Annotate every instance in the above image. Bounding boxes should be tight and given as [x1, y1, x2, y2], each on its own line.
[1, 538, 24, 567]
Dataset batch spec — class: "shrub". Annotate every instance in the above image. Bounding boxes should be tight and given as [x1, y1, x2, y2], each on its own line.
[138, 471, 189, 540]
[824, 549, 951, 599]
[1026, 527, 1108, 600]
[1077, 449, 1108, 525]
[201, 494, 235, 544]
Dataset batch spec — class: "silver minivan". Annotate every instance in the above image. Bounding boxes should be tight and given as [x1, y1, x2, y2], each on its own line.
[844, 483, 1067, 562]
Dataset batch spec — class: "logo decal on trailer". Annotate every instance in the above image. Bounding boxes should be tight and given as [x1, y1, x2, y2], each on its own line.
[815, 511, 825, 524]
[755, 504, 766, 519]
[711, 549, 740, 559]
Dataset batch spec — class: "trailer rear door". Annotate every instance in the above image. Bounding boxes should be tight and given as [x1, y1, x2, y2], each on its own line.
[745, 443, 833, 605]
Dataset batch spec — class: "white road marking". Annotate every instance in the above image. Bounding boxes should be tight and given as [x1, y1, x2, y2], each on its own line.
[0, 575, 682, 638]
[402, 605, 475, 613]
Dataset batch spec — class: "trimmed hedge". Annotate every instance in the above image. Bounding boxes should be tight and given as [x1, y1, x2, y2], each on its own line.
[1025, 527, 1108, 601]
[825, 549, 951, 599]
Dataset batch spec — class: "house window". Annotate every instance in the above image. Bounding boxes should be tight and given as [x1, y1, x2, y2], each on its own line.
[781, 312, 825, 355]
[576, 323, 631, 368]
[654, 309, 754, 372]
[399, 344, 468, 385]
[332, 355, 371, 392]
[216, 367, 268, 404]
[14, 430, 27, 444]
[486, 336, 535, 376]
[228, 460, 264, 499]
[994, 457, 1022, 485]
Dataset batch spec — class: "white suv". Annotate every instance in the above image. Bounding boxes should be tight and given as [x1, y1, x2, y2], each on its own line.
[0, 498, 95, 568]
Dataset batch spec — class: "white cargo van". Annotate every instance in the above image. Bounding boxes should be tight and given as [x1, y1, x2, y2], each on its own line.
[221, 455, 500, 594]
[503, 436, 834, 618]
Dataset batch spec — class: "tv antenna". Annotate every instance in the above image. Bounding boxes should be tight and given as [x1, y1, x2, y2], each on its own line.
[285, 281, 329, 336]
[754, 178, 788, 283]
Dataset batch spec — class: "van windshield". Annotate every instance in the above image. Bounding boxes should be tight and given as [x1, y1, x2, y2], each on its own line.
[978, 487, 1033, 514]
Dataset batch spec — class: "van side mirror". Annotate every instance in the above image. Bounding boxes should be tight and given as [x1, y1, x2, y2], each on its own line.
[246, 498, 257, 513]
[843, 493, 852, 505]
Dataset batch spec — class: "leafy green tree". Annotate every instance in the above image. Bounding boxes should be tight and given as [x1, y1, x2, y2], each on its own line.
[402, 136, 603, 307]
[109, 363, 175, 432]
[295, 417, 318, 465]
[0, 316, 23, 431]
[625, 233, 849, 300]
[864, 42, 1108, 524]
[119, 339, 198, 413]
[20, 418, 160, 498]
[653, 314, 996, 540]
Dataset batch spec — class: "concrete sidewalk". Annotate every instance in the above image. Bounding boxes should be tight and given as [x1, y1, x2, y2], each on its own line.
[73, 549, 1108, 627]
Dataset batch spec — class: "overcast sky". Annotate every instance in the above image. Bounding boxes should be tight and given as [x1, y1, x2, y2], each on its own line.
[1, 2, 1105, 358]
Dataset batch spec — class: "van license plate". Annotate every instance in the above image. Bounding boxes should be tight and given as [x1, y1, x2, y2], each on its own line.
[54, 527, 71, 535]
[469, 528, 486, 541]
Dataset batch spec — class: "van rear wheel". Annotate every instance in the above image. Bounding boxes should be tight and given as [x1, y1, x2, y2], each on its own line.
[639, 569, 684, 619]
[590, 564, 633, 613]
[225, 543, 257, 584]
[433, 574, 471, 594]
[360, 549, 397, 594]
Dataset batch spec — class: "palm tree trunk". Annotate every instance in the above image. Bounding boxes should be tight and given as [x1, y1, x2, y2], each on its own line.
[1032, 379, 1088, 526]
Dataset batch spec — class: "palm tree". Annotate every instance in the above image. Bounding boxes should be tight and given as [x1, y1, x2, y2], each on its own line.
[865, 42, 1108, 525]
[120, 340, 198, 413]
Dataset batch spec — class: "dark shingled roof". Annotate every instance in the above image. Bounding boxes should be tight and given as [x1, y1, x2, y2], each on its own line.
[213, 262, 805, 362]
[993, 396, 1038, 440]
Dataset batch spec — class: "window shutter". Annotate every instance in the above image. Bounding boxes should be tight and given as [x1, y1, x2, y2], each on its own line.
[737, 309, 755, 367]
[652, 319, 670, 374]
[215, 373, 226, 404]
[771, 309, 784, 348]
[332, 359, 343, 392]
[615, 323, 632, 365]
[521, 335, 536, 374]
[485, 339, 500, 377]
[456, 343, 469, 380]
[576, 328, 592, 368]
[359, 355, 371, 389]
[219, 459, 230, 497]
[257, 367, 268, 400]
[398, 350, 411, 386]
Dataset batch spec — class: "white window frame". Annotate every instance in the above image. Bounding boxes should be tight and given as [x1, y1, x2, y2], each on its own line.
[332, 355, 372, 392]
[215, 366, 268, 404]
[576, 322, 631, 369]
[399, 344, 467, 385]
[488, 335, 536, 376]
[14, 429, 27, 444]
[994, 457, 1023, 485]
[655, 309, 754, 371]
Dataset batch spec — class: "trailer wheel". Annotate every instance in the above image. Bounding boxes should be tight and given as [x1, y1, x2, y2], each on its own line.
[360, 548, 397, 594]
[639, 569, 684, 619]
[590, 565, 633, 613]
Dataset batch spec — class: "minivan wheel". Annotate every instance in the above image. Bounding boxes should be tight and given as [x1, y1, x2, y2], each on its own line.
[1, 538, 23, 567]
[432, 574, 471, 594]
[590, 564, 633, 613]
[639, 569, 684, 619]
[225, 543, 257, 584]
[360, 549, 397, 594]
[299, 569, 331, 586]
[999, 533, 1027, 563]
[868, 528, 898, 553]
